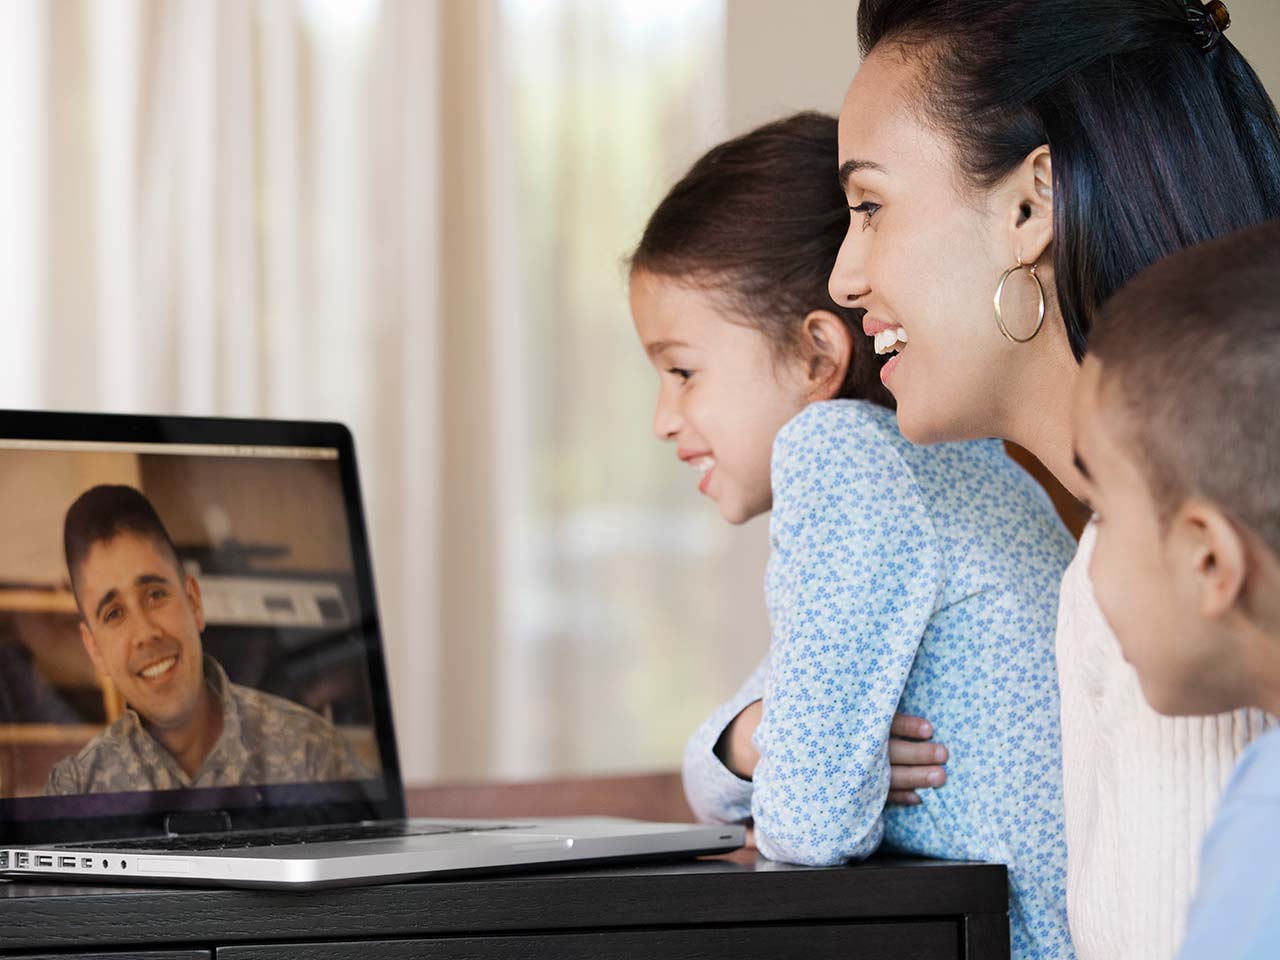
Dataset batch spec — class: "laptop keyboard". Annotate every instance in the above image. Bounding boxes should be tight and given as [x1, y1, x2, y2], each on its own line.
[61, 822, 525, 852]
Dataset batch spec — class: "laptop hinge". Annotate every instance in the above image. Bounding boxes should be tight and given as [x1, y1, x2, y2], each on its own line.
[164, 810, 233, 837]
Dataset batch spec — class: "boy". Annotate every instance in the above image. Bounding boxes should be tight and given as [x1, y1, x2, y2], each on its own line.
[1072, 219, 1280, 958]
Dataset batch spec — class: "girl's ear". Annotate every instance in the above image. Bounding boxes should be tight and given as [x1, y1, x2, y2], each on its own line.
[800, 310, 853, 402]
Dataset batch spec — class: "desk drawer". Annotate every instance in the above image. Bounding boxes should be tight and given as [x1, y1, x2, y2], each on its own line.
[217, 922, 959, 960]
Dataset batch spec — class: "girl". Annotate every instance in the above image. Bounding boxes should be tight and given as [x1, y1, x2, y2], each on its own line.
[628, 112, 1077, 960]
[831, 2, 1280, 956]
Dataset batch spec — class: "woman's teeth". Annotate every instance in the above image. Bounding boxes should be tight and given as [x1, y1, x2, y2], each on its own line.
[874, 327, 908, 355]
[139, 656, 177, 679]
[689, 456, 715, 476]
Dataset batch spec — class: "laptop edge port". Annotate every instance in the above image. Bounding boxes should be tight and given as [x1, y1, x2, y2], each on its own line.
[15, 852, 29, 868]
[35, 855, 53, 867]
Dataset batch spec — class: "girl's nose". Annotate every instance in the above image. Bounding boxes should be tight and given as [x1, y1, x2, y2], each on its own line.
[652, 394, 681, 442]
[829, 224, 872, 307]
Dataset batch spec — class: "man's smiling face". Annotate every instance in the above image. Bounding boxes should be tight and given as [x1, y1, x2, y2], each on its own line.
[74, 531, 208, 733]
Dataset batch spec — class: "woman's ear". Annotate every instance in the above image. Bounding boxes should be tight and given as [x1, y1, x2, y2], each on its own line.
[1169, 499, 1248, 620]
[1004, 145, 1054, 266]
[800, 310, 853, 402]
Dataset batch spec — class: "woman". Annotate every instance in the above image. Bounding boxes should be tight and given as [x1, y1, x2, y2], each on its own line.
[837, 1, 1280, 957]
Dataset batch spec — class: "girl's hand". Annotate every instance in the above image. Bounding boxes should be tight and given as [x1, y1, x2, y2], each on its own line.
[887, 713, 948, 805]
[715, 699, 762, 779]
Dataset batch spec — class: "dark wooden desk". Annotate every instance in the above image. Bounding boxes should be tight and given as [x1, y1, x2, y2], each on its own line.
[0, 854, 1009, 959]
[0, 774, 1010, 959]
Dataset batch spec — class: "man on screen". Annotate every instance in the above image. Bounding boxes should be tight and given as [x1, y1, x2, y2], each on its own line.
[45, 484, 369, 795]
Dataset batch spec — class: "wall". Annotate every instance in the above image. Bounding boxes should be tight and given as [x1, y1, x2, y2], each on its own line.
[728, 0, 1280, 134]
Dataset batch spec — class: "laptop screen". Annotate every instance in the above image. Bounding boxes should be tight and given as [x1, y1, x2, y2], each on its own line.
[0, 411, 404, 843]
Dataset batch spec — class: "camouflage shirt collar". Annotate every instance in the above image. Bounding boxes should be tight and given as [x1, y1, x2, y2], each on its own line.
[118, 655, 249, 788]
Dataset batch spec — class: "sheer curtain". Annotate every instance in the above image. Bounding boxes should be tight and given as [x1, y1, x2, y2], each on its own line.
[0, 0, 444, 781]
[486, 0, 772, 779]
[0, 0, 768, 784]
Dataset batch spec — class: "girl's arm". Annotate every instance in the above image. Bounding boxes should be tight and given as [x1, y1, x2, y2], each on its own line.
[680, 657, 767, 824]
[751, 405, 945, 866]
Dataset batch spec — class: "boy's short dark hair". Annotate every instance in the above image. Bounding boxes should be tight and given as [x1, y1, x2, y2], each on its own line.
[64, 485, 183, 604]
[1090, 219, 1280, 554]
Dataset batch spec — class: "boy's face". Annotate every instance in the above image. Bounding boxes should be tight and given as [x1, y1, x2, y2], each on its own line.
[1072, 356, 1241, 715]
[74, 531, 209, 733]
[631, 270, 811, 525]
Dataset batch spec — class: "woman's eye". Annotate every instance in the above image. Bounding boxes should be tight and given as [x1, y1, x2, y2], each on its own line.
[667, 367, 692, 382]
[103, 608, 121, 625]
[850, 201, 880, 230]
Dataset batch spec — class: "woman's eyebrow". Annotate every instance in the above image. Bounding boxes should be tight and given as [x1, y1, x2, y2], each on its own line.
[838, 158, 888, 192]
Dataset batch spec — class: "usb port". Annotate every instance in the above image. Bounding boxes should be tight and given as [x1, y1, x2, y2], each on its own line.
[35, 855, 53, 867]
[58, 856, 76, 868]
[15, 852, 29, 868]
[0, 851, 9, 868]
[82, 857, 93, 868]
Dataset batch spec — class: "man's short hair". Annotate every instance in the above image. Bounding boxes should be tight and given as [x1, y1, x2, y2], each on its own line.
[64, 485, 183, 604]
[1090, 219, 1280, 556]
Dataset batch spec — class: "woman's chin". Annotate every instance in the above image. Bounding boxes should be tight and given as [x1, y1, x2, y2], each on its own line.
[894, 394, 976, 446]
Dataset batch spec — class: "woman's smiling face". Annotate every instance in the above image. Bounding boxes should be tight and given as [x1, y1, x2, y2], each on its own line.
[828, 47, 1049, 444]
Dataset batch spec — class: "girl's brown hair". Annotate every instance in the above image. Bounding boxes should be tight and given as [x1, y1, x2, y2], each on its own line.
[629, 112, 894, 410]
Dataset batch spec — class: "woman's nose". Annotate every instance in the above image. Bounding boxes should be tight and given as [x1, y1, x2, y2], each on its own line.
[829, 224, 871, 307]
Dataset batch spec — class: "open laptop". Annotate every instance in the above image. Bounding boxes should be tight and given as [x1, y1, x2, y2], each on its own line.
[0, 409, 743, 888]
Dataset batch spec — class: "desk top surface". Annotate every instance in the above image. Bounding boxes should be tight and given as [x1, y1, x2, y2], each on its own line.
[0, 853, 1007, 952]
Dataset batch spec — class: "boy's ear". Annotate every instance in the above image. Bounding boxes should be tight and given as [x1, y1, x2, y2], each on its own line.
[800, 310, 852, 402]
[1170, 499, 1248, 619]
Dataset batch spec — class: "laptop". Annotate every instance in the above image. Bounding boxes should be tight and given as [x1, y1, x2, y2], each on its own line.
[0, 409, 743, 888]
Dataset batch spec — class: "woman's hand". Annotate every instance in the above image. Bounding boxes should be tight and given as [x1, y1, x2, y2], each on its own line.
[887, 713, 948, 805]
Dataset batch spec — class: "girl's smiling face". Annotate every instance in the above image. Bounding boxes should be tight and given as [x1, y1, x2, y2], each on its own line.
[630, 270, 812, 525]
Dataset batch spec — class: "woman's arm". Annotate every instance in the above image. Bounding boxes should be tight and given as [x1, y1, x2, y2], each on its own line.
[888, 714, 948, 804]
[750, 405, 945, 866]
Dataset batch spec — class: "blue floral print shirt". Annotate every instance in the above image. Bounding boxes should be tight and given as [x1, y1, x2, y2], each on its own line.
[683, 400, 1076, 960]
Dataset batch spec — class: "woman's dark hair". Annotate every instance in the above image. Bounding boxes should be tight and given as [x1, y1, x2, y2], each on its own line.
[857, 0, 1280, 361]
[629, 112, 895, 409]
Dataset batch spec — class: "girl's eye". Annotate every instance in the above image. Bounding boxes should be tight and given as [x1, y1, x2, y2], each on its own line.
[850, 201, 880, 230]
[667, 367, 692, 382]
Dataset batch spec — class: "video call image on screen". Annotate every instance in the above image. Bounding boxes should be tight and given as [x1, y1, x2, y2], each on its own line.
[0, 440, 383, 800]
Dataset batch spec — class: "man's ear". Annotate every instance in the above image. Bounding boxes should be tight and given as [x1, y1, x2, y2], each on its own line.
[185, 574, 206, 634]
[79, 621, 108, 677]
[1004, 145, 1054, 266]
[800, 310, 853, 402]
[1170, 499, 1247, 619]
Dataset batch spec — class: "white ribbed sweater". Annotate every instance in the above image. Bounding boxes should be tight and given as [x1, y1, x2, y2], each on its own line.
[1057, 525, 1275, 959]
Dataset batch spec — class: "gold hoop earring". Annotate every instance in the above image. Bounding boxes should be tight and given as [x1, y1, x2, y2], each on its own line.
[993, 257, 1046, 344]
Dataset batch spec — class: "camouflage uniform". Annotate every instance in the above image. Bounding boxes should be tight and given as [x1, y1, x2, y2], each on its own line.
[44, 657, 370, 795]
